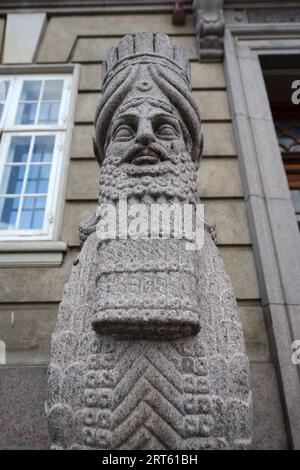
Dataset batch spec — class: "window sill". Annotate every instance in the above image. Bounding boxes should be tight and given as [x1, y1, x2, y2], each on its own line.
[0, 241, 68, 267]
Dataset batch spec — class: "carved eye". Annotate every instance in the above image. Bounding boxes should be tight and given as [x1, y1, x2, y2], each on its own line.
[113, 125, 135, 141]
[155, 124, 178, 139]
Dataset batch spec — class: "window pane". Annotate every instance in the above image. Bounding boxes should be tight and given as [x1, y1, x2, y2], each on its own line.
[42, 80, 63, 101]
[0, 80, 10, 121]
[20, 80, 41, 101]
[19, 196, 46, 229]
[7, 136, 31, 163]
[32, 135, 55, 162]
[0, 165, 25, 195]
[16, 102, 38, 125]
[25, 164, 50, 194]
[0, 197, 20, 229]
[38, 102, 60, 124]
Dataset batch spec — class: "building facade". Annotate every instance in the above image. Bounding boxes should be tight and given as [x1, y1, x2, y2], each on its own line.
[0, 0, 299, 450]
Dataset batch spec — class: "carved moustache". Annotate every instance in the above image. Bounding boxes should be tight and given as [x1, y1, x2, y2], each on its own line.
[123, 143, 170, 166]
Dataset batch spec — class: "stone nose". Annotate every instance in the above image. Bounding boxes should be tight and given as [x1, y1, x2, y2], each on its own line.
[135, 121, 155, 146]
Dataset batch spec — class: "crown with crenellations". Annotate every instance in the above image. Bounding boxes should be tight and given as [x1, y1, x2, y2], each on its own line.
[101, 32, 192, 91]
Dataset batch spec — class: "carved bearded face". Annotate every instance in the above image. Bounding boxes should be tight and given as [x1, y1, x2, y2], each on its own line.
[98, 99, 198, 203]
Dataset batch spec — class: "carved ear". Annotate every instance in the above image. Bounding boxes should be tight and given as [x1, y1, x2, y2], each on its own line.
[93, 137, 102, 166]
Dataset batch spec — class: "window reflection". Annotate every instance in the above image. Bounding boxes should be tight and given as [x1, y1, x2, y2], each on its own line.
[15, 79, 63, 125]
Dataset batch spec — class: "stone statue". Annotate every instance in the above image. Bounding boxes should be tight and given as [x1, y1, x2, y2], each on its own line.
[47, 33, 252, 450]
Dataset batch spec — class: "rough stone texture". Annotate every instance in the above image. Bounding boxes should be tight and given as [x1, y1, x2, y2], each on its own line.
[251, 363, 288, 450]
[48, 233, 252, 449]
[0, 305, 57, 364]
[0, 366, 49, 450]
[3, 13, 46, 64]
[63, 203, 259, 294]
[48, 33, 252, 450]
[2, 305, 271, 366]
[193, 0, 225, 62]
[0, 362, 283, 450]
[66, 159, 243, 202]
[93, 238, 202, 339]
[0, 362, 282, 450]
[0, 251, 77, 303]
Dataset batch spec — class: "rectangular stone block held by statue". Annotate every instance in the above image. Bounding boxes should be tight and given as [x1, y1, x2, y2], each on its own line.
[47, 32, 252, 451]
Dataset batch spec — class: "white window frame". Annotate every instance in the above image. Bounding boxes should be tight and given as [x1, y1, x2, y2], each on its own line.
[0, 73, 73, 241]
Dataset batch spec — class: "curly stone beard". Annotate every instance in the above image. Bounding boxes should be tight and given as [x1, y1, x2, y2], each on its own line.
[98, 146, 199, 205]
